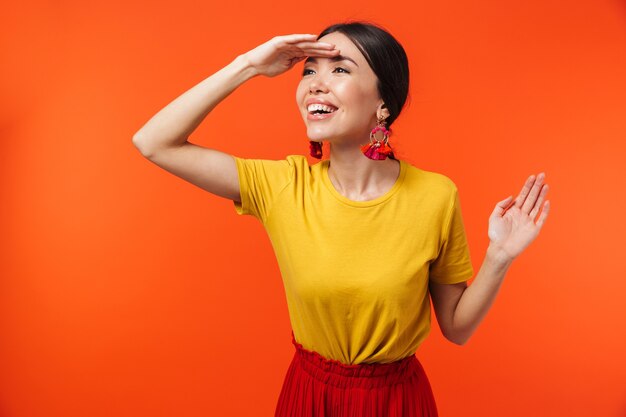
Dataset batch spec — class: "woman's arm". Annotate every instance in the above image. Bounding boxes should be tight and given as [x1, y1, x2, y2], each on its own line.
[430, 172, 550, 345]
[131, 35, 339, 201]
[132, 54, 258, 156]
[429, 244, 512, 345]
[132, 34, 339, 155]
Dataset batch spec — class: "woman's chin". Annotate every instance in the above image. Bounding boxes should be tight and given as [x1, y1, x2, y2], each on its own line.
[306, 132, 327, 142]
[307, 127, 335, 141]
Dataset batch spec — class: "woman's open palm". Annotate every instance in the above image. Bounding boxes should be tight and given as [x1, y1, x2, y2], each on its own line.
[488, 173, 551, 261]
[244, 34, 340, 78]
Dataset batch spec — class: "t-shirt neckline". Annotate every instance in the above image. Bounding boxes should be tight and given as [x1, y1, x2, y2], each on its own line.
[321, 158, 407, 208]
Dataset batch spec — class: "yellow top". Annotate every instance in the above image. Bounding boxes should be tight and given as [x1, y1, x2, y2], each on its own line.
[232, 155, 474, 364]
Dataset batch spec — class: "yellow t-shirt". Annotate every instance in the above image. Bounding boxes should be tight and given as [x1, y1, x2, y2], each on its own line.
[232, 155, 474, 364]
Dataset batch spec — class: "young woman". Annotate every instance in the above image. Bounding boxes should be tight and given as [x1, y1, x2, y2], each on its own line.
[133, 21, 550, 417]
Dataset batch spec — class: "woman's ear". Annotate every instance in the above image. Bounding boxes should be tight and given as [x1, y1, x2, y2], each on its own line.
[377, 103, 390, 121]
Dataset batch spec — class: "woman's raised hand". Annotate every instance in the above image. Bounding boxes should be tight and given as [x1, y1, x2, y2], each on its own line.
[243, 34, 340, 78]
[487, 172, 551, 262]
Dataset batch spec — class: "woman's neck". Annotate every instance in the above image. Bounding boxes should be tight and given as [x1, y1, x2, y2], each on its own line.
[326, 145, 400, 201]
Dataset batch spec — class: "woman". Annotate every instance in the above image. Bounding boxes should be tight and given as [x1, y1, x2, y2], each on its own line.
[133, 21, 550, 417]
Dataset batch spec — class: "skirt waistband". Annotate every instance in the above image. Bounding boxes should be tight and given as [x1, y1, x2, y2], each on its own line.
[290, 331, 421, 389]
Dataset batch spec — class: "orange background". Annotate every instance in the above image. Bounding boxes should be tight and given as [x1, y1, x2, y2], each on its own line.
[1, 0, 625, 416]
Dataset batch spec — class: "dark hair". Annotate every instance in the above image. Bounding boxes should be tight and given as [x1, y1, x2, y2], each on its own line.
[317, 21, 410, 131]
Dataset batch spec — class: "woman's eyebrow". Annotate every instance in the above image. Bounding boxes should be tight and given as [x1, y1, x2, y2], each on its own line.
[304, 55, 359, 67]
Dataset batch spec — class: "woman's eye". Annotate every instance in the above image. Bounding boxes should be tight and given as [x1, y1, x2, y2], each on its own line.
[302, 67, 350, 76]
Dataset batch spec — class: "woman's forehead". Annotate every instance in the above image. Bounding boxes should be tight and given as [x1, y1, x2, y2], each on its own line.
[319, 32, 354, 49]
[316, 32, 366, 66]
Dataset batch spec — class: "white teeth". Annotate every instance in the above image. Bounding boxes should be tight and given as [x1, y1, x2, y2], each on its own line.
[307, 103, 337, 113]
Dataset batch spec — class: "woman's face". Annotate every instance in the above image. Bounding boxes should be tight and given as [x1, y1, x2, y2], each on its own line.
[295, 32, 389, 146]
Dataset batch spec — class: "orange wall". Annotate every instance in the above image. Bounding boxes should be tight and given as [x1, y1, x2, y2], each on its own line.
[1, 0, 625, 416]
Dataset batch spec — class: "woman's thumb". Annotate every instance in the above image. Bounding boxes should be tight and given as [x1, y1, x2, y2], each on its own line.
[492, 195, 514, 216]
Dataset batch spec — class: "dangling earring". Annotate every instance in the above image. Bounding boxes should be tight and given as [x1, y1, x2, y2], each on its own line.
[361, 117, 394, 160]
[309, 140, 323, 159]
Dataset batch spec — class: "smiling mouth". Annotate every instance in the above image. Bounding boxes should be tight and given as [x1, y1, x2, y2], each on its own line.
[307, 110, 337, 120]
[307, 103, 339, 116]
[309, 108, 337, 115]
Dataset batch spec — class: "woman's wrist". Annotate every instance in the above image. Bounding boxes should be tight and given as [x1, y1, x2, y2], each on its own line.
[486, 242, 515, 269]
[234, 53, 260, 80]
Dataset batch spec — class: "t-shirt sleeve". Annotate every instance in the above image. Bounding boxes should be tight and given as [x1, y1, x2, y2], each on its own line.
[429, 187, 474, 284]
[231, 156, 294, 223]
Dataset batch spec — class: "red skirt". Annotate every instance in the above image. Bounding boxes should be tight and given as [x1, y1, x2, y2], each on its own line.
[275, 331, 439, 417]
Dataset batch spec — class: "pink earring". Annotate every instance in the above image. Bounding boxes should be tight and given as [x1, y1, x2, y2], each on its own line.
[309, 140, 323, 159]
[361, 117, 394, 160]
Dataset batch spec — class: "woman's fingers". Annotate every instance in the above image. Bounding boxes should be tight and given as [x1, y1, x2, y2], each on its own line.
[284, 42, 339, 57]
[529, 183, 549, 221]
[274, 35, 335, 49]
[492, 195, 514, 218]
[514, 175, 535, 208]
[536, 200, 550, 229]
[284, 45, 340, 60]
[292, 40, 336, 49]
[522, 172, 546, 214]
[303, 49, 341, 57]
[276, 34, 319, 43]
[290, 46, 339, 54]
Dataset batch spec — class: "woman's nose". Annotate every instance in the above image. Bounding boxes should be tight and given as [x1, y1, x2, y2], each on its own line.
[308, 73, 329, 93]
